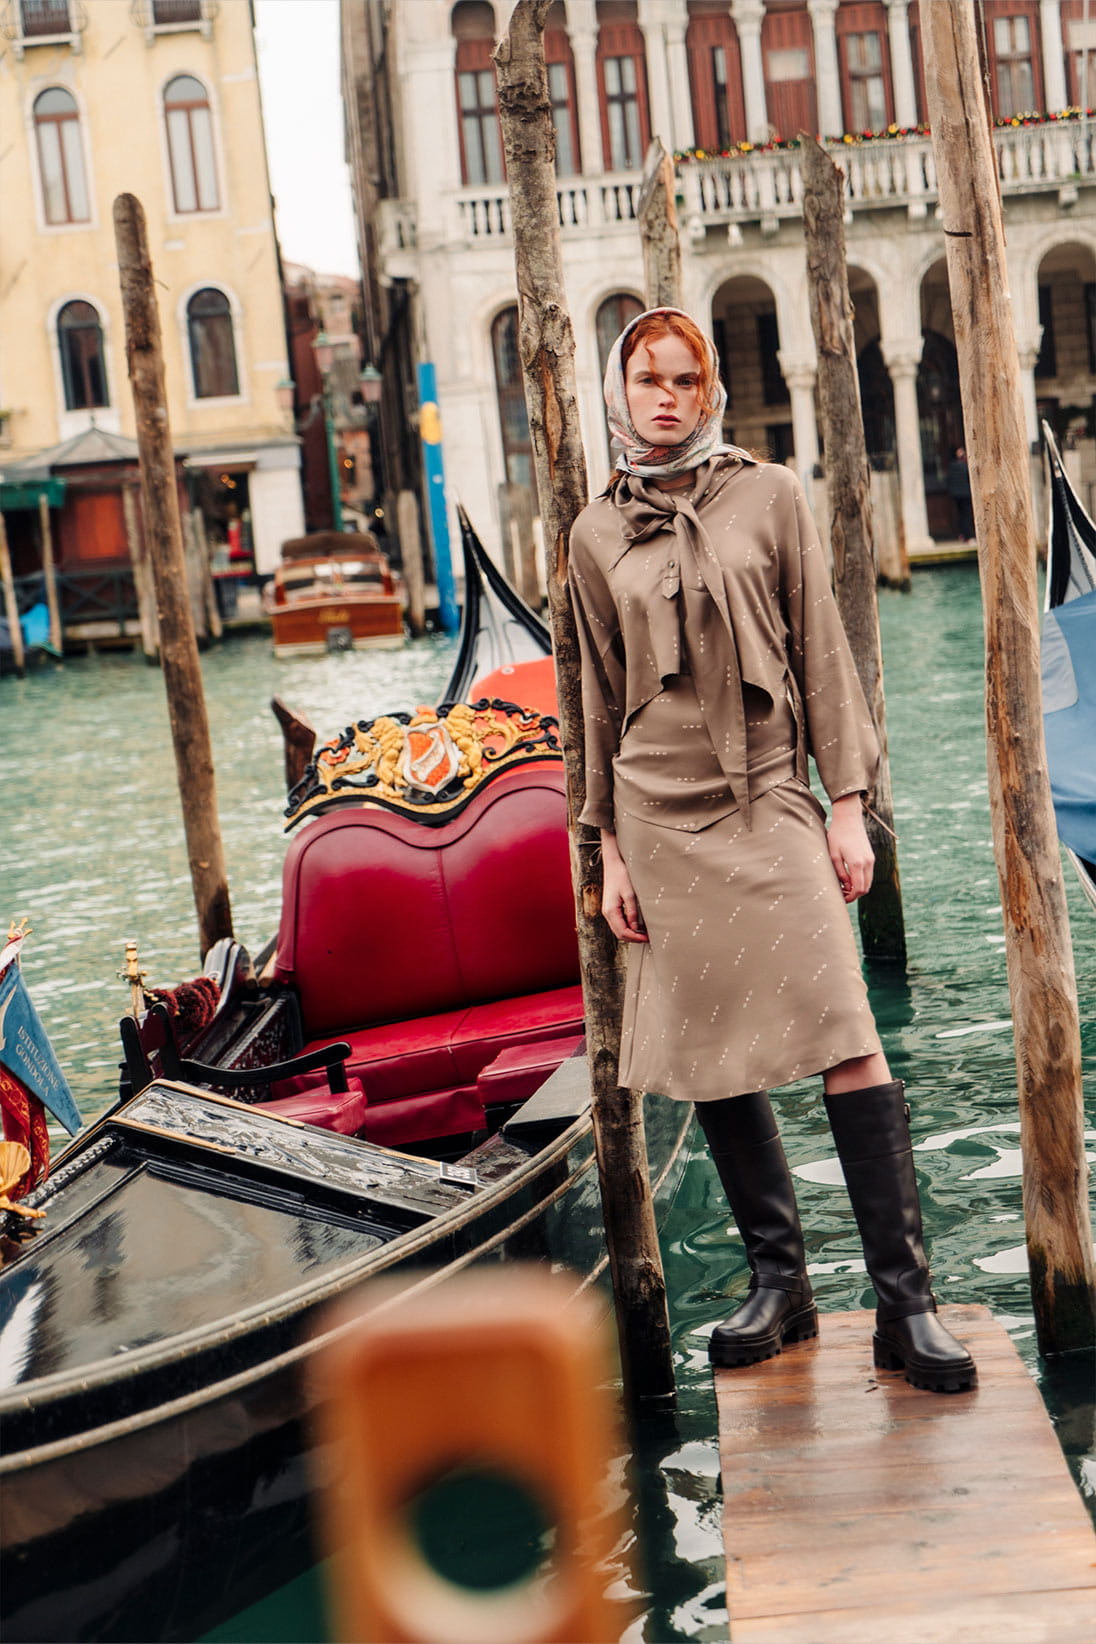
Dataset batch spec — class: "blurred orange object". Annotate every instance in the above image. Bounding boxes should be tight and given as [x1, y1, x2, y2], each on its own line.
[470, 656, 559, 718]
[312, 1266, 631, 1644]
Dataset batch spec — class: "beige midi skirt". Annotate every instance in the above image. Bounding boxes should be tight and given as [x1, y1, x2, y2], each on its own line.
[612, 678, 881, 1101]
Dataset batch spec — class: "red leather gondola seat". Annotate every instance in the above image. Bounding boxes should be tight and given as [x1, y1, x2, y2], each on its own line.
[270, 764, 582, 1144]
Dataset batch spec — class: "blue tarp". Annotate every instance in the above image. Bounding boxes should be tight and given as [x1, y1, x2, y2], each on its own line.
[0, 961, 82, 1134]
[1043, 587, 1096, 865]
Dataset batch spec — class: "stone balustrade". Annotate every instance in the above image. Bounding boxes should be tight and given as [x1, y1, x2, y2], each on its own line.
[425, 120, 1096, 250]
[678, 120, 1096, 234]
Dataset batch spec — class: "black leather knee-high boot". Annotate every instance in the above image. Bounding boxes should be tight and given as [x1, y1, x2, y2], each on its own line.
[823, 1080, 977, 1393]
[695, 1092, 817, 1367]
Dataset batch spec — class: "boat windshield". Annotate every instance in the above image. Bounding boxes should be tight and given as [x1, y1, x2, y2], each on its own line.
[281, 560, 386, 593]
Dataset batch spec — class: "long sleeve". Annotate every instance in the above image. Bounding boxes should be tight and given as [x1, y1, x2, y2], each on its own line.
[778, 474, 880, 803]
[567, 523, 626, 830]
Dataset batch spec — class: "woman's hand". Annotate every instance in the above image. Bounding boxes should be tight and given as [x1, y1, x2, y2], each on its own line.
[826, 795, 875, 904]
[599, 830, 649, 943]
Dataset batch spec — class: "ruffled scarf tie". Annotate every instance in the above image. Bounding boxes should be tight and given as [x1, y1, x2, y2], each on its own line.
[613, 468, 762, 827]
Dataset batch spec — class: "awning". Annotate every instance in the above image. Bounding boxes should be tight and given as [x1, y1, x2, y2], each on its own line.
[0, 477, 67, 510]
[182, 452, 259, 472]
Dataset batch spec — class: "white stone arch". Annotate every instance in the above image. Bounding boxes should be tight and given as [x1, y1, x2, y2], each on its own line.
[176, 279, 247, 407]
[1017, 227, 1096, 351]
[580, 287, 645, 475]
[482, 293, 530, 486]
[700, 256, 812, 372]
[46, 291, 121, 440]
[585, 285, 645, 374]
[449, 0, 499, 36]
[705, 261, 816, 479]
[25, 79, 99, 237]
[155, 66, 230, 222]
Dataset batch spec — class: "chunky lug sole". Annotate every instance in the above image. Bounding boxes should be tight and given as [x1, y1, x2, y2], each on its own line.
[873, 1332, 978, 1394]
[709, 1301, 819, 1368]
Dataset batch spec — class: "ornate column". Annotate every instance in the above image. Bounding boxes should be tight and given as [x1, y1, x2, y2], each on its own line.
[777, 355, 821, 507]
[731, 0, 770, 145]
[881, 340, 933, 557]
[638, 3, 676, 148]
[565, 0, 604, 174]
[808, 0, 843, 135]
[1040, 0, 1069, 112]
[1017, 343, 1042, 449]
[665, 5, 695, 151]
[884, 0, 920, 128]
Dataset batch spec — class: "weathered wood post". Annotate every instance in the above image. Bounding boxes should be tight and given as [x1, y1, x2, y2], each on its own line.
[396, 490, 426, 637]
[637, 138, 683, 309]
[801, 135, 906, 967]
[122, 484, 159, 662]
[37, 493, 63, 655]
[114, 192, 234, 958]
[922, 4, 1095, 1355]
[190, 507, 223, 643]
[494, 0, 674, 1405]
[271, 696, 316, 794]
[0, 509, 26, 676]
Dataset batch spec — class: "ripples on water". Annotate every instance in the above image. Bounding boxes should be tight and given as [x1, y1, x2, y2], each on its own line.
[1, 566, 1093, 1643]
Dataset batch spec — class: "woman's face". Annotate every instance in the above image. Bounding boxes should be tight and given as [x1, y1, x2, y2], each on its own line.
[623, 333, 705, 447]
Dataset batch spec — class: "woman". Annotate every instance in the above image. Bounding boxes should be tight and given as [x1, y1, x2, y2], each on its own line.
[568, 307, 975, 1394]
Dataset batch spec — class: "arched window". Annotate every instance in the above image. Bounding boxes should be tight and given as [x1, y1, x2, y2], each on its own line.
[453, 1, 503, 186]
[596, 14, 650, 171]
[686, 4, 747, 152]
[34, 88, 90, 225]
[596, 293, 643, 383]
[164, 74, 220, 213]
[58, 300, 108, 410]
[187, 287, 239, 398]
[491, 306, 532, 488]
[545, 4, 580, 176]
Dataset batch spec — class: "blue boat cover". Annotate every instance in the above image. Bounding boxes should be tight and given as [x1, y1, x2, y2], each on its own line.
[0, 961, 82, 1133]
[1042, 587, 1096, 865]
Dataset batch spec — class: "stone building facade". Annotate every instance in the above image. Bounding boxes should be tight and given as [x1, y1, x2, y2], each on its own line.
[342, 0, 1096, 569]
[0, 0, 304, 583]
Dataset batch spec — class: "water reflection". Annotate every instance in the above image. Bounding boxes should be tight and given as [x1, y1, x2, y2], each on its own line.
[2, 566, 1095, 1641]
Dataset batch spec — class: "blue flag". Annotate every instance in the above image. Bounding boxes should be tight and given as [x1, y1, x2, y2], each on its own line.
[0, 961, 82, 1135]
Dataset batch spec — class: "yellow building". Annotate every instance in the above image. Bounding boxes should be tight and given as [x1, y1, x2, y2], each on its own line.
[0, 0, 303, 591]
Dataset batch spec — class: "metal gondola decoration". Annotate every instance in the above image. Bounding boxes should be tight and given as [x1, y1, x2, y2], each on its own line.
[284, 699, 562, 829]
[1040, 421, 1096, 914]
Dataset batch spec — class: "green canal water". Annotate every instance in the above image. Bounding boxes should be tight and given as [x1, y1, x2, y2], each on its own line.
[2, 562, 1094, 1642]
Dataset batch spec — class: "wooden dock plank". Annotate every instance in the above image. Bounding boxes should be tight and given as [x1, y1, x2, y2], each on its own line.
[716, 1306, 1096, 1643]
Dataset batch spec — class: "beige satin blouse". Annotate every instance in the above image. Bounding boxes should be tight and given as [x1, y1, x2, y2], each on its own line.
[567, 456, 881, 832]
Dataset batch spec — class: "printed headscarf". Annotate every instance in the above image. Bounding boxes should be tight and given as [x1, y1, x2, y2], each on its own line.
[603, 306, 751, 479]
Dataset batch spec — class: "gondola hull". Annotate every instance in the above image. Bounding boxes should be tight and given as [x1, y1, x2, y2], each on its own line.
[1041, 423, 1096, 913]
[0, 509, 656, 1644]
[1, 1078, 689, 1642]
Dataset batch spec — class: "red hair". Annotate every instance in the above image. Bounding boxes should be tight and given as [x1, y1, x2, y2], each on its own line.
[620, 311, 719, 418]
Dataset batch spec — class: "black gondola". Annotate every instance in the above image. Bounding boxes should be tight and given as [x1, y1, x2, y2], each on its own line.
[0, 512, 686, 1644]
[1041, 421, 1096, 914]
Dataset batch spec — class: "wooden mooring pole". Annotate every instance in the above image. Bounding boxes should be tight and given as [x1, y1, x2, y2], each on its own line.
[0, 509, 25, 677]
[922, 5, 1095, 1355]
[494, 0, 674, 1406]
[114, 193, 234, 959]
[801, 135, 906, 968]
[638, 139, 683, 309]
[37, 493, 62, 656]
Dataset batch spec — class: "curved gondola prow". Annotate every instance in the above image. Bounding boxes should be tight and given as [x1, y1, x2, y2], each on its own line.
[1040, 421, 1096, 914]
[440, 504, 552, 705]
[1041, 419, 1096, 613]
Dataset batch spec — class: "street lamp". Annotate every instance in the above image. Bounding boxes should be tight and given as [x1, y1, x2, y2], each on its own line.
[359, 364, 383, 411]
[311, 330, 343, 532]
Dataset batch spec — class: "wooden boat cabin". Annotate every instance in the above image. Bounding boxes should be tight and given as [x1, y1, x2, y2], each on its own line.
[263, 530, 405, 657]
